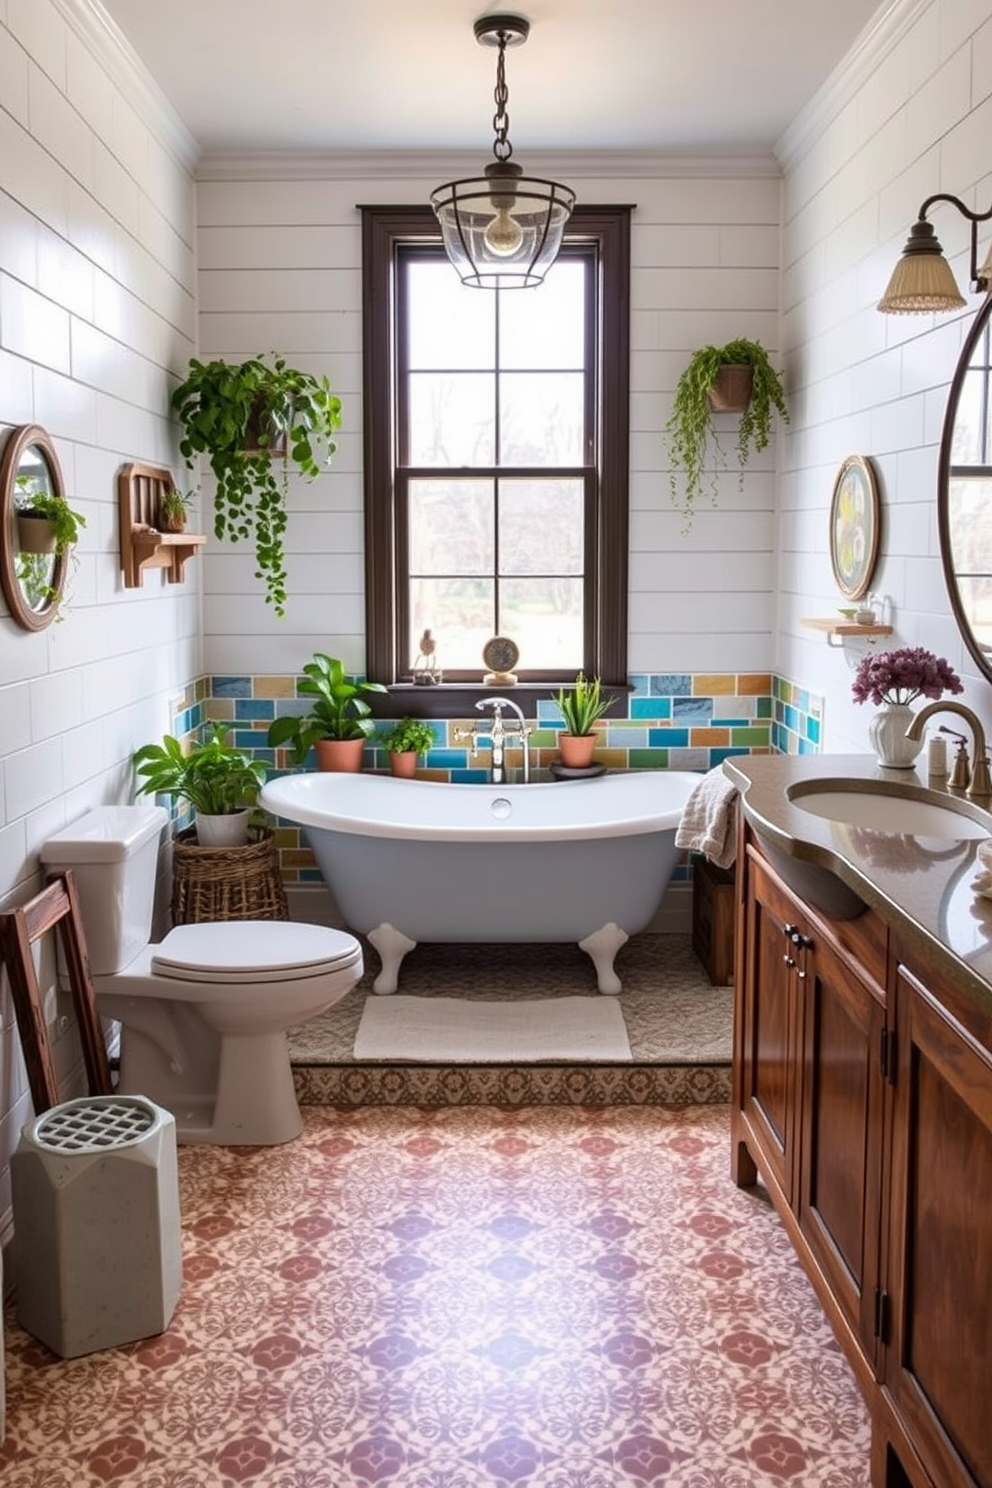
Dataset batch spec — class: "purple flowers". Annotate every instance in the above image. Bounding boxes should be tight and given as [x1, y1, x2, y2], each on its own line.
[851, 647, 963, 707]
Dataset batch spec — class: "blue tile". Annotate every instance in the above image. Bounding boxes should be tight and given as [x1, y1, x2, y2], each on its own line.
[605, 727, 649, 748]
[631, 698, 673, 721]
[210, 675, 253, 698]
[709, 747, 750, 765]
[712, 717, 747, 728]
[430, 750, 472, 770]
[805, 716, 821, 745]
[673, 697, 712, 723]
[450, 768, 491, 783]
[798, 737, 817, 755]
[628, 673, 650, 696]
[235, 699, 275, 721]
[651, 673, 691, 696]
[784, 704, 799, 734]
[647, 727, 689, 747]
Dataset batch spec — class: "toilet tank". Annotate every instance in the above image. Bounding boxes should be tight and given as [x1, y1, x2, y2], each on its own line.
[41, 806, 169, 974]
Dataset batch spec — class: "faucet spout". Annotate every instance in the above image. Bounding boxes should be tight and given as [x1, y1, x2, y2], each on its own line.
[475, 697, 532, 784]
[905, 701, 991, 799]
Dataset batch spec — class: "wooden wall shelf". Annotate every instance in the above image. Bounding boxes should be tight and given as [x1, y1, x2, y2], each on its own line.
[801, 618, 893, 647]
[118, 461, 205, 589]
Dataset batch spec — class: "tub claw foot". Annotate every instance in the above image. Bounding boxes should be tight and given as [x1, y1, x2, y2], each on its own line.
[368, 922, 417, 994]
[578, 922, 629, 995]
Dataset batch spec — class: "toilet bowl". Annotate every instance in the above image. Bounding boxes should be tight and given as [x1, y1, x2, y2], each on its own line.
[42, 806, 363, 1146]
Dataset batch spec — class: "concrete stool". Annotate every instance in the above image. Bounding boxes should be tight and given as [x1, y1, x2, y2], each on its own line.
[11, 1095, 182, 1359]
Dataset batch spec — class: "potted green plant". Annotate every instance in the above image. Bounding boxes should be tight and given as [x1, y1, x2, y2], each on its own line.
[663, 337, 788, 524]
[133, 722, 268, 846]
[554, 674, 615, 768]
[14, 483, 86, 611]
[267, 653, 387, 772]
[378, 717, 437, 778]
[158, 485, 196, 534]
[170, 353, 343, 616]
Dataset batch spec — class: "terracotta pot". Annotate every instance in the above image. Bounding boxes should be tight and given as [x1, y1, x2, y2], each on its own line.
[707, 364, 754, 413]
[388, 750, 418, 778]
[557, 732, 598, 768]
[315, 737, 365, 772]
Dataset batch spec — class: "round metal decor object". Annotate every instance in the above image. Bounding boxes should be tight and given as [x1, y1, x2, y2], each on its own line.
[482, 635, 520, 674]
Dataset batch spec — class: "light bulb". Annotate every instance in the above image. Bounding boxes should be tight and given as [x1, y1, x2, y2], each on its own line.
[483, 204, 524, 258]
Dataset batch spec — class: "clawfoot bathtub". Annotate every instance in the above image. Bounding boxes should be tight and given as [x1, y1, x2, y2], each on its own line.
[260, 770, 699, 994]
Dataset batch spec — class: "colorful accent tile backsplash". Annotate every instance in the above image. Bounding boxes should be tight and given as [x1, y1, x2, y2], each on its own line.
[165, 671, 822, 886]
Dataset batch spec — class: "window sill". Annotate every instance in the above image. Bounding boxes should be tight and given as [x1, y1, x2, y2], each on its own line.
[373, 681, 632, 720]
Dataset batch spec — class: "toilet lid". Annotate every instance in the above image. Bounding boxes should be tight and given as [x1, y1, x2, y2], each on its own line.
[152, 921, 362, 984]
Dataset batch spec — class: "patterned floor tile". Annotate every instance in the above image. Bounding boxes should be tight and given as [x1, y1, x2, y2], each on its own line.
[0, 1105, 870, 1487]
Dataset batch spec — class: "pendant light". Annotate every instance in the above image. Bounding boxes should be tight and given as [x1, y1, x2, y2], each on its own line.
[878, 193, 992, 314]
[430, 14, 576, 289]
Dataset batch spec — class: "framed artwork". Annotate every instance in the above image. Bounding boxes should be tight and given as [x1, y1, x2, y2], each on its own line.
[829, 454, 880, 600]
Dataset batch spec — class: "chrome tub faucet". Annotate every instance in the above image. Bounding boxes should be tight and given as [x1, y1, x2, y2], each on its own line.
[455, 697, 532, 784]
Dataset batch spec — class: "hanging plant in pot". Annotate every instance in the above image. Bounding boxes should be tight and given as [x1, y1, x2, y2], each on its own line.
[133, 722, 268, 846]
[851, 647, 963, 769]
[13, 484, 87, 613]
[267, 653, 387, 772]
[170, 353, 343, 617]
[555, 674, 615, 768]
[663, 337, 788, 527]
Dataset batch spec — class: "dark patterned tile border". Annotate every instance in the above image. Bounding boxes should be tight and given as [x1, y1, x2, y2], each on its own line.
[293, 1061, 731, 1107]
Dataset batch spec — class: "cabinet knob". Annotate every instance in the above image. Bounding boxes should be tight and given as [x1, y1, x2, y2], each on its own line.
[783, 953, 796, 968]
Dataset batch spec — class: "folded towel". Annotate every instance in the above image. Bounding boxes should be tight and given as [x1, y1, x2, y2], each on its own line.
[973, 838, 992, 898]
[675, 766, 739, 869]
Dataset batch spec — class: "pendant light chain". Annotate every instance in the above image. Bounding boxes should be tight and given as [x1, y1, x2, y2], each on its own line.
[491, 34, 513, 164]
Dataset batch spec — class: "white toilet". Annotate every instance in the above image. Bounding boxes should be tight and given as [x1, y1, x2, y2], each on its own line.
[41, 805, 363, 1147]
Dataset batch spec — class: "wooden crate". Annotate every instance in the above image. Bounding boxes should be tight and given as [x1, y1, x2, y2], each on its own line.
[691, 857, 735, 986]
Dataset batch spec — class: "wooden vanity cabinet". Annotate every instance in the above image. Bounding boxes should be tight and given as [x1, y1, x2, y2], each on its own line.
[733, 839, 886, 1387]
[873, 952, 992, 1488]
[734, 826, 992, 1488]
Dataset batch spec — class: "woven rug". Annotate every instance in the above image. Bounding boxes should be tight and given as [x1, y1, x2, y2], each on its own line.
[354, 994, 633, 1063]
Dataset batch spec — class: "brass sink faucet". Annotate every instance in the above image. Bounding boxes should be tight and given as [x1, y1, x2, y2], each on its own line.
[905, 701, 992, 799]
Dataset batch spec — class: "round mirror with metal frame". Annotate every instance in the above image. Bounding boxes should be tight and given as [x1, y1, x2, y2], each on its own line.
[0, 424, 72, 631]
[939, 297, 992, 683]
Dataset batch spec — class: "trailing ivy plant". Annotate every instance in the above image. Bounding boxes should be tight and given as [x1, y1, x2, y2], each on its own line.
[663, 338, 788, 526]
[170, 354, 343, 615]
[14, 482, 86, 611]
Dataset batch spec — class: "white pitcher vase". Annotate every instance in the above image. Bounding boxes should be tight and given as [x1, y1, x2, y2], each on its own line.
[868, 703, 924, 769]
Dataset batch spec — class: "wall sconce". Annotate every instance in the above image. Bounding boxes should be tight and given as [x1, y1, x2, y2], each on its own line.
[878, 193, 992, 314]
[430, 14, 575, 289]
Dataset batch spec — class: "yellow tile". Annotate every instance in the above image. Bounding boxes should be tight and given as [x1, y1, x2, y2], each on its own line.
[691, 727, 729, 746]
[738, 673, 772, 695]
[693, 674, 735, 695]
[253, 675, 297, 698]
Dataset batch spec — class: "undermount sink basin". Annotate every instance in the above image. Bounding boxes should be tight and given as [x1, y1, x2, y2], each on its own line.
[790, 787, 989, 839]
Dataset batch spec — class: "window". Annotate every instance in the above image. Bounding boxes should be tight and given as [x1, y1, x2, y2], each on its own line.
[361, 205, 631, 690]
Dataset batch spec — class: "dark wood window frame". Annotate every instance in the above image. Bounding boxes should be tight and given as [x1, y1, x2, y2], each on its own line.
[360, 203, 631, 713]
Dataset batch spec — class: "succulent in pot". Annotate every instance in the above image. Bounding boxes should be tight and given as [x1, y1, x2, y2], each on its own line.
[170, 353, 343, 616]
[554, 674, 615, 768]
[158, 485, 196, 534]
[267, 653, 387, 772]
[378, 717, 437, 777]
[133, 722, 268, 846]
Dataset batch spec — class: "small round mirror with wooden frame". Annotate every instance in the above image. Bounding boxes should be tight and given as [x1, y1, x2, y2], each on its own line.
[0, 424, 73, 631]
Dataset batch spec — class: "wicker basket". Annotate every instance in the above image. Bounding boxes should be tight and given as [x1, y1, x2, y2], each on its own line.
[171, 826, 289, 925]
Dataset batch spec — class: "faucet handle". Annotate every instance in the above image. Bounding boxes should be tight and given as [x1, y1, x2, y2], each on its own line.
[941, 728, 972, 790]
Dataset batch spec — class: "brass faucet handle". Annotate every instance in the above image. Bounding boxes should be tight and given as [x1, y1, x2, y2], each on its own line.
[947, 739, 972, 791]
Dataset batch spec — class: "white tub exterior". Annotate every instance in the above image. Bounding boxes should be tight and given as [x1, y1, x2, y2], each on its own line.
[262, 771, 699, 993]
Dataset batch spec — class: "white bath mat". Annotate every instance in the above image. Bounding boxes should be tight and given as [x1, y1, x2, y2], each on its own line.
[353, 996, 632, 1063]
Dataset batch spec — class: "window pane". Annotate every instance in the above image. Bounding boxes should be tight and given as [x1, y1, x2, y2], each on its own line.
[409, 480, 494, 576]
[499, 259, 586, 369]
[499, 577, 584, 670]
[407, 259, 494, 369]
[499, 480, 583, 575]
[407, 373, 495, 465]
[499, 372, 585, 465]
[410, 577, 495, 670]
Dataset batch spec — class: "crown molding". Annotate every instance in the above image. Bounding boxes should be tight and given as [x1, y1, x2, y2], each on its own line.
[52, 0, 200, 173]
[194, 147, 781, 183]
[775, 0, 932, 170]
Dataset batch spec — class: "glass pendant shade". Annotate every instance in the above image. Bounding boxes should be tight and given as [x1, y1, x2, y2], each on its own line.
[431, 14, 575, 289]
[878, 216, 967, 313]
[431, 162, 576, 289]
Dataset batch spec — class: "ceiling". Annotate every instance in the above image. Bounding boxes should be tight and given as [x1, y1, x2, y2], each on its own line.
[95, 0, 889, 159]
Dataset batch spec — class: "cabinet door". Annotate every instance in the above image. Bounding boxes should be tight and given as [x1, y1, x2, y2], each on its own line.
[883, 963, 992, 1488]
[798, 927, 885, 1375]
[736, 851, 802, 1205]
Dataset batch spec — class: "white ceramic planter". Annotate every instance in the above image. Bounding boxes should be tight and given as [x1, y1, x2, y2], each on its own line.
[195, 809, 250, 847]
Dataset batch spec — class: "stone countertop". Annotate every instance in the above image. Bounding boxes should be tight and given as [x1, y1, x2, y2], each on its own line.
[722, 753, 992, 1031]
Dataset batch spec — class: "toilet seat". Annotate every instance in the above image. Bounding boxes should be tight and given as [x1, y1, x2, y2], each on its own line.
[151, 921, 362, 984]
